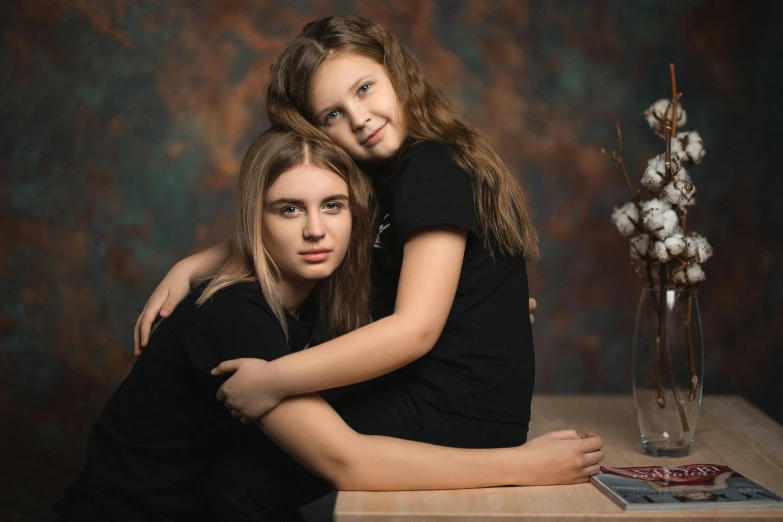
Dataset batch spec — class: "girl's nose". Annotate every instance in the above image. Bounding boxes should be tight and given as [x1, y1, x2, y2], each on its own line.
[347, 105, 370, 131]
[304, 214, 326, 240]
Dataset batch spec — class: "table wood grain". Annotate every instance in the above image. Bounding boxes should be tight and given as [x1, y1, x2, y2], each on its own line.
[334, 395, 783, 521]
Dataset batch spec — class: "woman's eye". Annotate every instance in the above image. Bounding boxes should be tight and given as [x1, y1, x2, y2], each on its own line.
[323, 202, 343, 212]
[325, 110, 340, 123]
[358, 83, 371, 94]
[281, 206, 299, 215]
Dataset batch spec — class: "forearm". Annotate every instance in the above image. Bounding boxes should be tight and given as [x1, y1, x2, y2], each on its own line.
[334, 434, 523, 491]
[179, 240, 231, 284]
[272, 314, 436, 396]
[258, 394, 524, 491]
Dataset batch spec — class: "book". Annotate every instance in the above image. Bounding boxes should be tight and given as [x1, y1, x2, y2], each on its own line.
[590, 464, 783, 511]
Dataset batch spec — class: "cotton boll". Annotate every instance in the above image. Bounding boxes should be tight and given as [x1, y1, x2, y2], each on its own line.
[642, 199, 679, 239]
[692, 233, 713, 263]
[641, 199, 678, 239]
[661, 169, 697, 206]
[653, 241, 670, 262]
[645, 99, 687, 131]
[684, 236, 699, 260]
[673, 263, 706, 285]
[641, 198, 672, 215]
[630, 234, 651, 259]
[676, 131, 706, 164]
[686, 263, 706, 283]
[664, 234, 686, 256]
[611, 202, 640, 236]
[658, 209, 680, 239]
[672, 268, 687, 285]
[641, 155, 667, 192]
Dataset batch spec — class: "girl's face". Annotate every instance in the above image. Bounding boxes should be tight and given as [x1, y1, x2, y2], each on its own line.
[262, 164, 352, 291]
[310, 53, 406, 163]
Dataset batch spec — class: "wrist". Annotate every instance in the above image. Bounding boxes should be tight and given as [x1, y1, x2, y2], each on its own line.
[267, 358, 295, 399]
[511, 444, 539, 486]
[173, 257, 200, 287]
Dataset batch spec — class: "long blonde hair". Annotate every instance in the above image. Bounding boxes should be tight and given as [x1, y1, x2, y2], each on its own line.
[265, 14, 539, 259]
[198, 127, 374, 343]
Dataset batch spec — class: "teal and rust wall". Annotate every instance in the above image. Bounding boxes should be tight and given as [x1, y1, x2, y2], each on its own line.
[1, 1, 781, 519]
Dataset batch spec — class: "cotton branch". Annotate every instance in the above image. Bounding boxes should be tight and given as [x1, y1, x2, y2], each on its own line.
[601, 121, 639, 203]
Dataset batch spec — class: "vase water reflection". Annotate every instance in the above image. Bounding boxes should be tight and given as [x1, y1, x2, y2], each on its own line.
[633, 288, 703, 457]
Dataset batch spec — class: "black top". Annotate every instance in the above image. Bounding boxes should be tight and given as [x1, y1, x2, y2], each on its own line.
[367, 141, 535, 424]
[55, 282, 314, 521]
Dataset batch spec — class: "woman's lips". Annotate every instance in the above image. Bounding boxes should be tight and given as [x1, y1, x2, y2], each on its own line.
[364, 123, 386, 146]
[300, 250, 331, 262]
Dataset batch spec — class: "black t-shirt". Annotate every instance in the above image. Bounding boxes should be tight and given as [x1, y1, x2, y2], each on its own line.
[367, 141, 535, 424]
[55, 282, 314, 521]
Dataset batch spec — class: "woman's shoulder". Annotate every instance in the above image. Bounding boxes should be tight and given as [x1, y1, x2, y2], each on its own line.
[191, 280, 290, 344]
[194, 281, 273, 321]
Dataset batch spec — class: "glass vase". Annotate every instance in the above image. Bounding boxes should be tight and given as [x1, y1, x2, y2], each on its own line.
[633, 287, 703, 457]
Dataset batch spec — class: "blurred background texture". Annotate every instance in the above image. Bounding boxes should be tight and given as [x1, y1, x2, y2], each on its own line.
[1, 0, 781, 520]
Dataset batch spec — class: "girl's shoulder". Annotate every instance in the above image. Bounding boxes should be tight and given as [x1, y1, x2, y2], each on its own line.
[402, 140, 457, 166]
[397, 140, 467, 181]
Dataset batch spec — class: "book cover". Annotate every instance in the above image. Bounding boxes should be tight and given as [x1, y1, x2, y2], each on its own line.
[591, 464, 783, 511]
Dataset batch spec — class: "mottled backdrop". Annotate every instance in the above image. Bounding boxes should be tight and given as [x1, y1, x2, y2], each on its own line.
[1, 0, 781, 520]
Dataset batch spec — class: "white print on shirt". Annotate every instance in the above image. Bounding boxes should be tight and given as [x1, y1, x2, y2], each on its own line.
[374, 214, 391, 249]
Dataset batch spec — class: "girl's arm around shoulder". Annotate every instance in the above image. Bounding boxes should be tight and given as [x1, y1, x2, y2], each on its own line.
[135, 240, 231, 353]
[258, 394, 605, 490]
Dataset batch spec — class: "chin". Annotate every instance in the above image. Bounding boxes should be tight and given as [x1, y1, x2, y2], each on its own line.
[298, 264, 339, 281]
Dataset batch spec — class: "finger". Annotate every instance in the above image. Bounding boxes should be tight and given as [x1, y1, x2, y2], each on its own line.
[554, 429, 581, 440]
[584, 449, 604, 466]
[528, 297, 537, 310]
[134, 315, 142, 356]
[212, 360, 240, 376]
[216, 385, 227, 403]
[140, 289, 170, 347]
[580, 435, 604, 452]
[582, 463, 601, 476]
[160, 295, 178, 317]
[134, 303, 151, 355]
[529, 313, 535, 324]
[230, 409, 243, 419]
[240, 416, 252, 424]
[585, 431, 596, 438]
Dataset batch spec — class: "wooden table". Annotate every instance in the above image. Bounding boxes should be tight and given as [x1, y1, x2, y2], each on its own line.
[334, 395, 783, 521]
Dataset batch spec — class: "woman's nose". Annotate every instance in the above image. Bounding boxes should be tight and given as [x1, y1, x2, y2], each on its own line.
[304, 213, 326, 240]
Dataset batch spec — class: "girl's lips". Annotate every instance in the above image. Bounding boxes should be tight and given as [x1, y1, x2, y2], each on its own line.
[300, 250, 331, 262]
[364, 123, 386, 146]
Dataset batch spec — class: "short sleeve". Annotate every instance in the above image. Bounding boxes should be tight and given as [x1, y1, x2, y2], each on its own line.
[392, 141, 480, 243]
[185, 283, 291, 388]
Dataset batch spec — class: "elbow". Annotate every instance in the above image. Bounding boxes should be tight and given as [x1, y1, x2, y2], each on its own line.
[322, 452, 367, 491]
[316, 435, 368, 490]
[408, 320, 441, 358]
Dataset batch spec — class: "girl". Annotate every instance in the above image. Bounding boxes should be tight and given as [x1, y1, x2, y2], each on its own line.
[58, 127, 603, 522]
[136, 13, 592, 481]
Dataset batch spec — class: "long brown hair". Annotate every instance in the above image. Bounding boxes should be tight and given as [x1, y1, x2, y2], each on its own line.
[198, 127, 374, 343]
[265, 14, 539, 259]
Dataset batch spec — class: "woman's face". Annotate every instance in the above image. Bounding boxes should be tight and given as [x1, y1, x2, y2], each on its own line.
[262, 164, 352, 290]
[310, 53, 406, 163]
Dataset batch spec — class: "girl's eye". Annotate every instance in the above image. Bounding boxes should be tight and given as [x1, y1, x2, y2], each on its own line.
[323, 202, 344, 212]
[358, 83, 371, 94]
[281, 206, 300, 216]
[325, 110, 341, 123]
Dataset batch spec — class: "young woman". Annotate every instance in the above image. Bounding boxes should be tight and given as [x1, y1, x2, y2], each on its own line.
[58, 128, 602, 522]
[135, 14, 596, 489]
